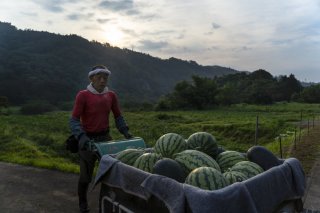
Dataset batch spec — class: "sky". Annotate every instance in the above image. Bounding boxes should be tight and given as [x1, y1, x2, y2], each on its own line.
[1, 0, 320, 82]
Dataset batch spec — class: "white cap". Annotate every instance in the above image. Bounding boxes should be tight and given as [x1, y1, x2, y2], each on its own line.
[88, 68, 111, 77]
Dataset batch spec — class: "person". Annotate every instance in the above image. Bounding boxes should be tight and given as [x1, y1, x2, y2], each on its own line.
[69, 64, 132, 212]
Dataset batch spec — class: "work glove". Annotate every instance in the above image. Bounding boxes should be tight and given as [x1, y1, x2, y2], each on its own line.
[123, 131, 133, 139]
[119, 127, 133, 139]
[78, 134, 91, 151]
[115, 116, 133, 139]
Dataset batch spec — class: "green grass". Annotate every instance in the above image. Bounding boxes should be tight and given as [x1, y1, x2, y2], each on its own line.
[0, 102, 319, 173]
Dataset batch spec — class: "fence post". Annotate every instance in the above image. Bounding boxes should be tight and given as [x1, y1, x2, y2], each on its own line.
[313, 114, 315, 128]
[279, 136, 283, 158]
[255, 115, 259, 145]
[294, 128, 297, 150]
[299, 110, 302, 142]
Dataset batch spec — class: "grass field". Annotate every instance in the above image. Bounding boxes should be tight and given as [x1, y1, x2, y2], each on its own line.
[0, 102, 319, 174]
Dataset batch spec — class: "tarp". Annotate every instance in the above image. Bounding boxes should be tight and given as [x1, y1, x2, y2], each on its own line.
[93, 155, 305, 213]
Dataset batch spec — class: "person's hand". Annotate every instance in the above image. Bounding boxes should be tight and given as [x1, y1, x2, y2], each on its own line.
[123, 131, 133, 139]
[78, 134, 90, 151]
[120, 127, 133, 139]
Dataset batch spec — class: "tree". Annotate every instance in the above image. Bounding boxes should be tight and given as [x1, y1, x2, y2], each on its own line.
[189, 75, 218, 109]
[273, 74, 302, 102]
[171, 80, 194, 109]
[216, 83, 240, 105]
[300, 84, 320, 103]
[156, 75, 218, 110]
[0, 96, 8, 108]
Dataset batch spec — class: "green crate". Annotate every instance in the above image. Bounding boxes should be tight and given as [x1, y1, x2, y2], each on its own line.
[93, 137, 146, 156]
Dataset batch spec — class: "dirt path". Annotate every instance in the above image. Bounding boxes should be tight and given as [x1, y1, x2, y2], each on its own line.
[297, 124, 320, 211]
[0, 162, 100, 213]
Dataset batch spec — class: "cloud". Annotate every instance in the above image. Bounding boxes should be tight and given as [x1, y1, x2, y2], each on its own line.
[43, 4, 64, 13]
[126, 9, 141, 16]
[138, 14, 160, 22]
[66, 13, 94, 21]
[21, 12, 38, 17]
[145, 30, 175, 36]
[31, 0, 77, 13]
[98, 0, 133, 11]
[211, 22, 221, 29]
[121, 28, 138, 37]
[97, 18, 111, 24]
[176, 34, 184, 39]
[138, 40, 169, 51]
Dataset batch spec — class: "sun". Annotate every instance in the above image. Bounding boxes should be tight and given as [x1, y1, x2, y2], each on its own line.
[103, 26, 124, 46]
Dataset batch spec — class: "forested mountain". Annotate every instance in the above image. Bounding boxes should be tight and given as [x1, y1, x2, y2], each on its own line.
[0, 22, 238, 105]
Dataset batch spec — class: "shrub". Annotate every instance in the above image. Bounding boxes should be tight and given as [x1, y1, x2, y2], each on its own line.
[20, 101, 56, 115]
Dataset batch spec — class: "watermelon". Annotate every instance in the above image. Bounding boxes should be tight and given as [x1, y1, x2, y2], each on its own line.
[186, 132, 218, 156]
[116, 148, 144, 166]
[133, 153, 162, 173]
[216, 151, 246, 172]
[247, 146, 282, 170]
[231, 161, 264, 179]
[154, 133, 187, 158]
[174, 150, 221, 175]
[152, 158, 185, 182]
[143, 147, 155, 153]
[223, 169, 248, 185]
[185, 167, 228, 190]
[212, 146, 226, 159]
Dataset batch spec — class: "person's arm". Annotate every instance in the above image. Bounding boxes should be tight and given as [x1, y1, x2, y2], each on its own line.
[111, 92, 133, 139]
[69, 92, 90, 150]
[115, 116, 132, 138]
[69, 117, 85, 140]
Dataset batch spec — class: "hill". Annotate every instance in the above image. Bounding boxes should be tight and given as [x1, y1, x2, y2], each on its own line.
[0, 22, 238, 105]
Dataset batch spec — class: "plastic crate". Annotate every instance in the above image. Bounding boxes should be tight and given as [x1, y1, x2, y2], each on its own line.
[92, 137, 146, 157]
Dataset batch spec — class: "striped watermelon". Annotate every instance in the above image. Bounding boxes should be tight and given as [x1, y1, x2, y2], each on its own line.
[185, 167, 228, 190]
[133, 153, 162, 173]
[231, 161, 264, 178]
[216, 151, 246, 172]
[154, 133, 187, 158]
[116, 148, 145, 166]
[174, 150, 221, 175]
[223, 169, 248, 185]
[186, 132, 218, 156]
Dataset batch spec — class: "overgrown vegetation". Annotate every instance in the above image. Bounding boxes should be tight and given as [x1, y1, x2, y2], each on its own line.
[0, 103, 319, 173]
[156, 70, 320, 110]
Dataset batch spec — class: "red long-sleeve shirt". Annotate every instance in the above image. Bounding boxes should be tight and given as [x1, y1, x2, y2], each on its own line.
[71, 90, 121, 133]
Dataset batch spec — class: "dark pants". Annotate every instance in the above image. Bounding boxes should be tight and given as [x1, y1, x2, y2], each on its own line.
[78, 131, 111, 211]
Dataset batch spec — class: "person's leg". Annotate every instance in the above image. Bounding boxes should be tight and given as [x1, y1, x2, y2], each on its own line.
[78, 150, 97, 212]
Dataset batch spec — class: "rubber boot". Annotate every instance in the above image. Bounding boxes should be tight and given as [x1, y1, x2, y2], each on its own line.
[78, 182, 90, 213]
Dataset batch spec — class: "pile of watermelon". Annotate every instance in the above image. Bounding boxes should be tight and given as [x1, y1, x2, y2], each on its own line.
[115, 132, 267, 191]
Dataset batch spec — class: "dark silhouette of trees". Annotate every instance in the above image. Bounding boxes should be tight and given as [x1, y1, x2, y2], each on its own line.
[156, 70, 309, 110]
[299, 84, 320, 103]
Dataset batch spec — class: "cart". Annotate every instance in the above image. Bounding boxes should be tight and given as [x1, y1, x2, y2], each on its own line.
[92, 141, 305, 213]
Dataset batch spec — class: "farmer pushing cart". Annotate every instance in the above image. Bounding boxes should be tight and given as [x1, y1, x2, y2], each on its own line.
[69, 64, 133, 213]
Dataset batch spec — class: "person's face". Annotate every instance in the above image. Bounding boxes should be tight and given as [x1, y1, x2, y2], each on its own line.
[90, 73, 109, 92]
